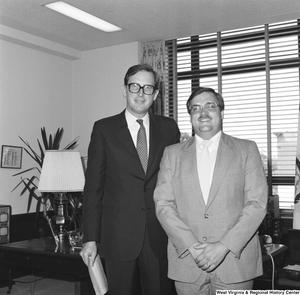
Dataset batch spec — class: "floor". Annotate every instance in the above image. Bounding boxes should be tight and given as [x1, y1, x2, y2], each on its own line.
[0, 272, 75, 295]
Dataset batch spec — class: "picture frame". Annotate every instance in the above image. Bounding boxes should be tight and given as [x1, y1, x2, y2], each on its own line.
[1, 145, 23, 169]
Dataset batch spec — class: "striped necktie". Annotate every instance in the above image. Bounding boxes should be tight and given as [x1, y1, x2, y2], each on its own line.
[136, 119, 148, 174]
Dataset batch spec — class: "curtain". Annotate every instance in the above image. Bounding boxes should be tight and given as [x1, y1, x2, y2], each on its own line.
[294, 106, 300, 229]
[140, 41, 165, 115]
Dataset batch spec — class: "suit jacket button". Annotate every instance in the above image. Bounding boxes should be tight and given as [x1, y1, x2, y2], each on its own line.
[204, 214, 209, 219]
[203, 237, 207, 241]
[143, 187, 146, 192]
[142, 207, 145, 211]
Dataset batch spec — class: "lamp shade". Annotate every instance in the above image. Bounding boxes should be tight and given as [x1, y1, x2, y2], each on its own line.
[38, 150, 85, 192]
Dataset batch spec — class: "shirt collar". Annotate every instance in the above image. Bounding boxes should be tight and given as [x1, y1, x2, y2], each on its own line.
[195, 131, 222, 149]
[125, 109, 149, 128]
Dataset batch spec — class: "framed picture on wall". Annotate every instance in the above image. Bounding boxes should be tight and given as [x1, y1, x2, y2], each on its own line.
[1, 145, 23, 169]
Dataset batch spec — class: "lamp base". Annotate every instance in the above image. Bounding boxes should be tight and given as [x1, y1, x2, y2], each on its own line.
[52, 193, 72, 240]
[56, 225, 69, 240]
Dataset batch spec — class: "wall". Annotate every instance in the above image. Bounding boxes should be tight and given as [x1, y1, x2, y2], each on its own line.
[72, 42, 140, 157]
[0, 34, 140, 214]
[0, 39, 73, 214]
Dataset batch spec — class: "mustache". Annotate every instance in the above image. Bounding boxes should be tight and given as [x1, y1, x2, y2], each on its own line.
[197, 114, 211, 120]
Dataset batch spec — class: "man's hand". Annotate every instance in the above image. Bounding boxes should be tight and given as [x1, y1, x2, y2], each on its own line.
[193, 242, 229, 272]
[80, 241, 97, 267]
[188, 242, 203, 259]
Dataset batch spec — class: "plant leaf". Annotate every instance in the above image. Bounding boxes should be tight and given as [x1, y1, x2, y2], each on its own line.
[48, 134, 53, 149]
[19, 137, 42, 167]
[37, 139, 45, 166]
[11, 178, 26, 192]
[64, 136, 80, 150]
[27, 186, 39, 213]
[53, 128, 64, 149]
[12, 167, 38, 177]
[41, 127, 49, 151]
[18, 176, 39, 197]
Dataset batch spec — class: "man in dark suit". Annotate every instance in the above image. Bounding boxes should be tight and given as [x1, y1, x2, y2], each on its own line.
[80, 64, 180, 295]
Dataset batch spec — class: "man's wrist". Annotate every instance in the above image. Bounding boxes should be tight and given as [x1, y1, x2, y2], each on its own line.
[82, 241, 96, 247]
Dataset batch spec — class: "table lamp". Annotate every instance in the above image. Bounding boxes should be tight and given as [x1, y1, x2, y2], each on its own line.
[38, 150, 85, 241]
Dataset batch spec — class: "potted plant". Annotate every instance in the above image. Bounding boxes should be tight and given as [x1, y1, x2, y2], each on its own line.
[12, 127, 83, 232]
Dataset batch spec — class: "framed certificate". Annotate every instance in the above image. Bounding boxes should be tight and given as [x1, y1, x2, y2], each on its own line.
[1, 145, 23, 169]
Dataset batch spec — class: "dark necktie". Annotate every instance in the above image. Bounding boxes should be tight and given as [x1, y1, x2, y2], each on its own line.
[136, 119, 148, 174]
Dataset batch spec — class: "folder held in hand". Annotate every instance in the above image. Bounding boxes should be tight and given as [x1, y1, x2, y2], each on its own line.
[88, 255, 108, 295]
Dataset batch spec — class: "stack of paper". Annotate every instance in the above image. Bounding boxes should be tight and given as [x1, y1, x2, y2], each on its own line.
[283, 264, 300, 271]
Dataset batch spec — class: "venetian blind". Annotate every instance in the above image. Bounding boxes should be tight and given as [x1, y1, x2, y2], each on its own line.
[164, 20, 300, 209]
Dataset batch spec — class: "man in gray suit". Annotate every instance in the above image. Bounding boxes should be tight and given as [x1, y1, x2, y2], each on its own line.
[154, 87, 268, 294]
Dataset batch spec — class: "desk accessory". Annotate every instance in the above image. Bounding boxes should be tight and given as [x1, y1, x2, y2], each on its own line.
[0, 205, 11, 244]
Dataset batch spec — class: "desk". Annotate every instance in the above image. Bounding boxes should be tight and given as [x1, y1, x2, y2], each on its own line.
[254, 244, 287, 290]
[262, 243, 287, 262]
[0, 237, 92, 294]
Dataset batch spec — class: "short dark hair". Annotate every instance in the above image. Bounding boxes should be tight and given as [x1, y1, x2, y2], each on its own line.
[124, 64, 160, 89]
[186, 87, 225, 114]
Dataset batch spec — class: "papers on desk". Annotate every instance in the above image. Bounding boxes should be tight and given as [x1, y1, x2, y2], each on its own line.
[283, 264, 300, 280]
[88, 255, 108, 295]
[283, 264, 300, 271]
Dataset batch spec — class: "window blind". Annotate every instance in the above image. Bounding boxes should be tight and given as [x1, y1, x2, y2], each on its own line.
[164, 20, 300, 209]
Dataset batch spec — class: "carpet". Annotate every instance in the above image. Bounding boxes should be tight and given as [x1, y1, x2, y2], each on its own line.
[0, 271, 74, 295]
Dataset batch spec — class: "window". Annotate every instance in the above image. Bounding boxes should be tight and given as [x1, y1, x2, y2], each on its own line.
[164, 20, 300, 211]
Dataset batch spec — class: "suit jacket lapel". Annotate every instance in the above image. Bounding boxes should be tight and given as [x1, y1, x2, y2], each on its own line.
[207, 133, 235, 207]
[115, 111, 161, 176]
[116, 111, 139, 159]
[147, 115, 162, 174]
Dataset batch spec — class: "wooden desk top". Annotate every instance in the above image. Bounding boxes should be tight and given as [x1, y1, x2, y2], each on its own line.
[0, 237, 88, 277]
[0, 237, 82, 259]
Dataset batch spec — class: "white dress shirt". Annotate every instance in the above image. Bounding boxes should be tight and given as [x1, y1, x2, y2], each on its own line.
[195, 131, 222, 198]
[187, 131, 222, 259]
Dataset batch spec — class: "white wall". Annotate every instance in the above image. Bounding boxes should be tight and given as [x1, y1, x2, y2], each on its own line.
[0, 35, 140, 215]
[72, 42, 140, 157]
[0, 39, 72, 214]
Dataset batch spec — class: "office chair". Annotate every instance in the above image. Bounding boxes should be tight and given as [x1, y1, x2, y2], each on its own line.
[277, 229, 300, 289]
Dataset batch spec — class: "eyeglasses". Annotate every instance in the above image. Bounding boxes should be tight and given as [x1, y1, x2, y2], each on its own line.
[128, 83, 155, 95]
[189, 102, 219, 114]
